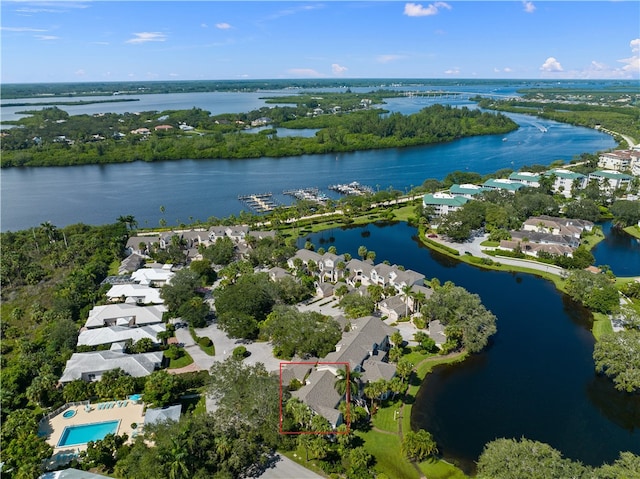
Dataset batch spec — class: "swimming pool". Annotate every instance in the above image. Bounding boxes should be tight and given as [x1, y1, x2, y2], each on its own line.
[57, 420, 120, 447]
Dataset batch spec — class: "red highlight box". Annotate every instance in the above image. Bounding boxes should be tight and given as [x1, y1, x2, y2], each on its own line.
[279, 361, 351, 435]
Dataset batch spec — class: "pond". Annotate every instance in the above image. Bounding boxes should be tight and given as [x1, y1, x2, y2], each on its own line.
[299, 221, 640, 475]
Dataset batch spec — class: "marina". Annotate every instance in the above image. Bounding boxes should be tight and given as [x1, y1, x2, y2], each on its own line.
[328, 181, 374, 196]
[237, 193, 278, 213]
[282, 187, 329, 205]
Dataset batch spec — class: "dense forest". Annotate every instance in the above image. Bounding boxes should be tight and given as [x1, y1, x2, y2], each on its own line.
[0, 102, 517, 168]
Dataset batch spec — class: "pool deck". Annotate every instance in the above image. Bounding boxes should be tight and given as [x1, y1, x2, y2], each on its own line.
[39, 400, 146, 461]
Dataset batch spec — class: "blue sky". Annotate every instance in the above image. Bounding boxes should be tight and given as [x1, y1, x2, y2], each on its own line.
[1, 1, 639, 83]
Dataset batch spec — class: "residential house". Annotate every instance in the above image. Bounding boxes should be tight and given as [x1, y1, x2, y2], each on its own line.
[84, 303, 166, 329]
[154, 124, 174, 131]
[508, 171, 541, 188]
[345, 258, 424, 295]
[144, 405, 182, 426]
[449, 183, 488, 199]
[498, 239, 575, 258]
[598, 150, 635, 172]
[422, 192, 469, 217]
[126, 235, 157, 256]
[130, 266, 174, 286]
[545, 169, 587, 198]
[588, 170, 633, 194]
[119, 253, 145, 274]
[293, 316, 397, 427]
[77, 324, 166, 348]
[59, 351, 163, 383]
[130, 128, 150, 135]
[106, 284, 163, 305]
[523, 215, 593, 238]
[482, 178, 525, 193]
[377, 295, 407, 321]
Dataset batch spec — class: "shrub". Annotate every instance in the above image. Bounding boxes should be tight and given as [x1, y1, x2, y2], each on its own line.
[198, 337, 213, 348]
[232, 345, 248, 360]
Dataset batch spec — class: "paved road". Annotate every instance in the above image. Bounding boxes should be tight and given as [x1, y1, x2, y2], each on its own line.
[432, 233, 566, 276]
[174, 321, 281, 373]
[249, 453, 324, 479]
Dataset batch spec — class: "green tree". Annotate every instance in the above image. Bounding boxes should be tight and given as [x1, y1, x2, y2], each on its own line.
[334, 367, 361, 400]
[143, 370, 181, 407]
[401, 429, 438, 462]
[593, 330, 640, 393]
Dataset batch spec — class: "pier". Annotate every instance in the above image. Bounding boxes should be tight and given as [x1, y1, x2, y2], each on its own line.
[328, 181, 374, 196]
[238, 193, 277, 213]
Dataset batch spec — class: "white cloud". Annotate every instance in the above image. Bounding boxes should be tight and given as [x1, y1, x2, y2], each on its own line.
[377, 54, 405, 64]
[215, 22, 232, 30]
[404, 2, 451, 17]
[1, 26, 47, 32]
[287, 68, 324, 78]
[494, 67, 513, 73]
[332, 63, 348, 75]
[169, 73, 179, 77]
[35, 35, 59, 41]
[522, 1, 536, 13]
[444, 67, 460, 75]
[631, 38, 640, 53]
[540, 57, 563, 72]
[125, 32, 167, 44]
[75, 69, 86, 76]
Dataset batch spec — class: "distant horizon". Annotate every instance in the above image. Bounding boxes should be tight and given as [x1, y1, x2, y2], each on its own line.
[2, 1, 638, 83]
[3, 77, 639, 87]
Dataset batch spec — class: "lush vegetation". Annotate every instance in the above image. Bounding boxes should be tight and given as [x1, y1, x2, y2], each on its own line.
[476, 437, 640, 479]
[476, 86, 640, 146]
[1, 102, 517, 167]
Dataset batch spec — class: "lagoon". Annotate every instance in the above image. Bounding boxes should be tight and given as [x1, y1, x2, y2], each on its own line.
[298, 221, 640, 475]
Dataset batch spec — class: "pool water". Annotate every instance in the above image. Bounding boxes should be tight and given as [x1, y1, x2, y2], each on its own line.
[57, 420, 120, 447]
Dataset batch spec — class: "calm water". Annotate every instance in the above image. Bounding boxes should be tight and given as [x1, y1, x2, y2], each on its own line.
[299, 222, 640, 474]
[0, 94, 615, 232]
[592, 222, 640, 277]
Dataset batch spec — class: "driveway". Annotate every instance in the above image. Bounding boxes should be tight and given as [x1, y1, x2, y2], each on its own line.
[181, 322, 282, 373]
[249, 453, 324, 479]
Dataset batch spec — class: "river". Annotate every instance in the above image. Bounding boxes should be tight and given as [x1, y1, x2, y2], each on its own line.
[0, 90, 616, 232]
[298, 221, 640, 475]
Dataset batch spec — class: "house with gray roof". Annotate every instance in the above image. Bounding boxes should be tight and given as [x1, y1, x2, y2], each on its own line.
[292, 369, 344, 428]
[77, 324, 165, 348]
[60, 351, 163, 383]
[84, 304, 166, 329]
[378, 295, 407, 321]
[144, 404, 182, 426]
[361, 357, 396, 384]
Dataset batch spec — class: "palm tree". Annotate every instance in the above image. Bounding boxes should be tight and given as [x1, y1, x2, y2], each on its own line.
[334, 367, 361, 401]
[167, 438, 189, 479]
[401, 429, 438, 462]
[401, 285, 413, 318]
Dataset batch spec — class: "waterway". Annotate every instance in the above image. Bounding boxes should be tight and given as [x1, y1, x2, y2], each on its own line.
[0, 93, 616, 232]
[592, 221, 640, 277]
[298, 221, 640, 475]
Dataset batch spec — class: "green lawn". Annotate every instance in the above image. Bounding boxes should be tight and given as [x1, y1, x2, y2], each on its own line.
[419, 458, 469, 479]
[357, 429, 420, 479]
[372, 400, 402, 433]
[592, 312, 614, 340]
[167, 349, 194, 369]
[624, 225, 640, 239]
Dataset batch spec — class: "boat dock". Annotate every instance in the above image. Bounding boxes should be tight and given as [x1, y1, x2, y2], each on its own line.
[238, 193, 277, 212]
[328, 181, 374, 196]
[283, 187, 329, 205]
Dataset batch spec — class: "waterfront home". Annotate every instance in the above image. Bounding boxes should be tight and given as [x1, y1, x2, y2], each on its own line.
[84, 303, 166, 329]
[344, 258, 425, 295]
[422, 192, 469, 217]
[587, 170, 633, 194]
[126, 235, 157, 256]
[522, 215, 593, 237]
[598, 149, 638, 172]
[482, 178, 525, 193]
[508, 171, 541, 188]
[545, 169, 587, 198]
[449, 183, 488, 199]
[59, 350, 163, 383]
[293, 315, 398, 427]
[498, 239, 575, 258]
